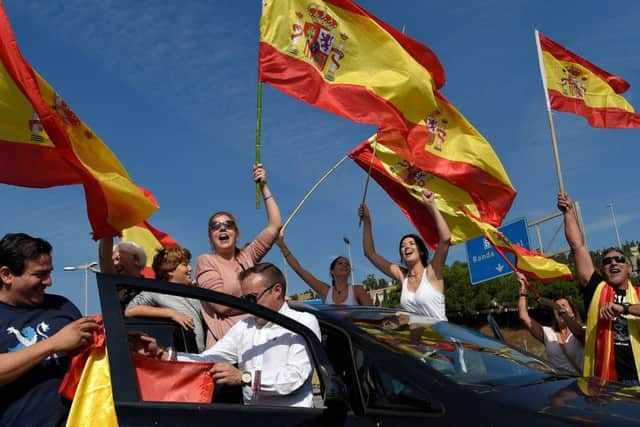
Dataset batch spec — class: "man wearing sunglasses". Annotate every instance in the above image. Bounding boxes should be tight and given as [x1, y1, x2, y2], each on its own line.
[559, 193, 640, 384]
[136, 262, 321, 407]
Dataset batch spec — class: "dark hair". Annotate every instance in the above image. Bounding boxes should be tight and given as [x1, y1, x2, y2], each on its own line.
[329, 256, 350, 287]
[0, 233, 52, 276]
[152, 247, 191, 281]
[398, 234, 429, 267]
[551, 296, 581, 332]
[601, 247, 629, 264]
[239, 262, 287, 297]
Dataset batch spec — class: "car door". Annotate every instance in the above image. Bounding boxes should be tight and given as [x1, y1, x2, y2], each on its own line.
[97, 273, 375, 427]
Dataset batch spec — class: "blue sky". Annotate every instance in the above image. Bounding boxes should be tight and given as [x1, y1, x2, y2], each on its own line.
[2, 1, 640, 314]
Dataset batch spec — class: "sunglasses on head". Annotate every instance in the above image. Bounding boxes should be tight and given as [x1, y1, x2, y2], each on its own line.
[242, 282, 279, 304]
[209, 220, 236, 231]
[602, 255, 626, 266]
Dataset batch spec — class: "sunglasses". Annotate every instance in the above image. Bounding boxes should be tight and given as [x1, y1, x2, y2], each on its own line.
[602, 255, 626, 266]
[209, 220, 236, 231]
[242, 282, 279, 304]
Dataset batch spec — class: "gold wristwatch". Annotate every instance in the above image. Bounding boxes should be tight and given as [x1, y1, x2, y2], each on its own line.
[241, 371, 252, 386]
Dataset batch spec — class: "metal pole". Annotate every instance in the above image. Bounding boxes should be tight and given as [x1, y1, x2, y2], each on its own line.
[344, 237, 356, 285]
[608, 202, 623, 248]
[535, 224, 544, 254]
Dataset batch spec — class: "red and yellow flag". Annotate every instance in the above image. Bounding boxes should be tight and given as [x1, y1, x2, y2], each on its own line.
[259, 0, 445, 131]
[583, 281, 640, 382]
[538, 32, 640, 128]
[0, 5, 157, 239]
[122, 189, 180, 279]
[375, 92, 516, 228]
[463, 208, 572, 283]
[350, 138, 487, 247]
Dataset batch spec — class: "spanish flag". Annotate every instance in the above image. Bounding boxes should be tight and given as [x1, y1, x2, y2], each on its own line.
[374, 92, 516, 229]
[537, 31, 640, 128]
[0, 5, 157, 239]
[463, 208, 573, 283]
[583, 281, 640, 382]
[122, 189, 180, 279]
[349, 138, 486, 247]
[259, 0, 445, 131]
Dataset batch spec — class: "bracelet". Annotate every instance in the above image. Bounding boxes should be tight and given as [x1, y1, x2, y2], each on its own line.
[263, 195, 273, 201]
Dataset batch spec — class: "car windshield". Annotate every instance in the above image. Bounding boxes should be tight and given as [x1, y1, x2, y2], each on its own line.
[349, 311, 558, 388]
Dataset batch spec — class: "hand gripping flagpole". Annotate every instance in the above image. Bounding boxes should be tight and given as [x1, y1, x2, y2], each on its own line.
[282, 155, 349, 235]
[535, 29, 565, 194]
[358, 139, 378, 226]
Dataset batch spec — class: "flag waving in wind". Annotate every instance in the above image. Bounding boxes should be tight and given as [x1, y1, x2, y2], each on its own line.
[349, 137, 486, 248]
[259, 0, 445, 132]
[463, 208, 573, 283]
[537, 31, 640, 128]
[375, 92, 517, 228]
[0, 5, 157, 239]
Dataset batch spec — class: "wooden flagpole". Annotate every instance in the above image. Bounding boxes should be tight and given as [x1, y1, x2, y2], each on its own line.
[535, 29, 565, 194]
[282, 155, 349, 235]
[358, 139, 378, 226]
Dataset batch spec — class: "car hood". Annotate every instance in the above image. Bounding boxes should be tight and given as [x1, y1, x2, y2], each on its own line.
[474, 377, 640, 425]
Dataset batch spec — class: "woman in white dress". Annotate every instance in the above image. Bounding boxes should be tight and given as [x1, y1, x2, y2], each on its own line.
[359, 190, 451, 320]
[517, 272, 585, 375]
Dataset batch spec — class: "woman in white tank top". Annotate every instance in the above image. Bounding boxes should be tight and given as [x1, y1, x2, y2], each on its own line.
[516, 273, 585, 374]
[359, 191, 451, 319]
[276, 235, 373, 306]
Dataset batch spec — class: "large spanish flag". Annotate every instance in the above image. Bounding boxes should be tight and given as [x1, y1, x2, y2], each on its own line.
[463, 208, 572, 283]
[259, 0, 445, 131]
[0, 5, 157, 239]
[537, 31, 640, 128]
[350, 137, 485, 247]
[376, 92, 516, 228]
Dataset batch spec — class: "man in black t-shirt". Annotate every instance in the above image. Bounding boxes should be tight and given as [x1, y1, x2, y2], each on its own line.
[559, 193, 640, 384]
[0, 233, 99, 426]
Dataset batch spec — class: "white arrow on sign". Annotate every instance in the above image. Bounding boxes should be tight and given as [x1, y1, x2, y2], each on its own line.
[496, 263, 504, 273]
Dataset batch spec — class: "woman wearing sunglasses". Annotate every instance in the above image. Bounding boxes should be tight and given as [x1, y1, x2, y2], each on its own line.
[275, 235, 373, 306]
[359, 190, 451, 320]
[516, 272, 585, 375]
[195, 163, 281, 347]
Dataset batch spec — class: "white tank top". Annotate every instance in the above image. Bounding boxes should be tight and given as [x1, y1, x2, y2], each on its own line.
[400, 269, 447, 320]
[324, 285, 357, 305]
[542, 326, 584, 375]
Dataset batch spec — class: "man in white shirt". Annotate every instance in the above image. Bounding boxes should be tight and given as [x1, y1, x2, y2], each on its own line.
[141, 262, 321, 407]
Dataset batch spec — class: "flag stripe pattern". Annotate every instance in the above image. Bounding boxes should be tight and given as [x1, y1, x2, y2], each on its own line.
[259, 0, 445, 130]
[0, 5, 157, 238]
[539, 32, 640, 128]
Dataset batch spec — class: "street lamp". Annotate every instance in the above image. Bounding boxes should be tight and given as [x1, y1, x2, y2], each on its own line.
[64, 261, 98, 316]
[343, 237, 356, 286]
[607, 202, 623, 249]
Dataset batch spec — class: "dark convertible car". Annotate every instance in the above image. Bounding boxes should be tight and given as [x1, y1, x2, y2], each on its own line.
[98, 274, 640, 426]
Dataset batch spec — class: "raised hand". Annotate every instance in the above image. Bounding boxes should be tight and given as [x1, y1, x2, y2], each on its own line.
[557, 192, 573, 213]
[253, 163, 267, 186]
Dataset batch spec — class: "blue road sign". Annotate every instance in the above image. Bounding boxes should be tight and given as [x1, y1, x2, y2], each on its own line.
[465, 218, 531, 285]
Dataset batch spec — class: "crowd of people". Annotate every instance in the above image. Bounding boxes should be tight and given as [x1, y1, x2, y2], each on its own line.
[2, 161, 640, 423]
